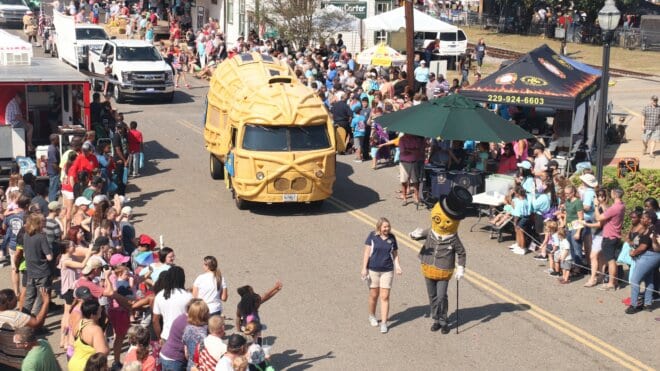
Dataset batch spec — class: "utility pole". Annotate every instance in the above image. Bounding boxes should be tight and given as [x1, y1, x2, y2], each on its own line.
[405, 0, 414, 93]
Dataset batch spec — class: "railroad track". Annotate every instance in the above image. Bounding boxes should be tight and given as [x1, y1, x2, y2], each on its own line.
[467, 43, 656, 79]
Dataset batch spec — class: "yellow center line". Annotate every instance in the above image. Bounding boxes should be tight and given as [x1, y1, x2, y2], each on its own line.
[177, 119, 203, 134]
[621, 107, 642, 118]
[326, 197, 653, 371]
[174, 117, 653, 370]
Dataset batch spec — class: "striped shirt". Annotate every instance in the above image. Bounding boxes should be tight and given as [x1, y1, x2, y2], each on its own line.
[45, 217, 62, 248]
[4, 97, 22, 126]
[642, 104, 659, 131]
[195, 336, 226, 371]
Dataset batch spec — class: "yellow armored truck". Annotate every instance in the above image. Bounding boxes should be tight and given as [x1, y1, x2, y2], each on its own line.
[204, 52, 336, 209]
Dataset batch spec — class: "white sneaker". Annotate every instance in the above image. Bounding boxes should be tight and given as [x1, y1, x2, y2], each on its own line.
[369, 315, 378, 327]
[512, 246, 527, 255]
[508, 243, 519, 250]
[380, 323, 388, 333]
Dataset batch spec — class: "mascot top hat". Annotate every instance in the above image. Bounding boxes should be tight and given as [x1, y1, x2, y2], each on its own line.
[439, 186, 473, 221]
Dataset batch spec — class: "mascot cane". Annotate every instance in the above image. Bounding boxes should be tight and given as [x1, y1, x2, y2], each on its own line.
[411, 186, 472, 334]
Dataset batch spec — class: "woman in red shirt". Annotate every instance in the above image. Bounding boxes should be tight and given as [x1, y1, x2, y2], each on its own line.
[497, 143, 518, 174]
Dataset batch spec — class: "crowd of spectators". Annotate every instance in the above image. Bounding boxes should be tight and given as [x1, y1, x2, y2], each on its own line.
[0, 94, 284, 370]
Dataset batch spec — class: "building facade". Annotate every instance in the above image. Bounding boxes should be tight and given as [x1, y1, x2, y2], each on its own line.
[194, 0, 257, 47]
[192, 0, 398, 51]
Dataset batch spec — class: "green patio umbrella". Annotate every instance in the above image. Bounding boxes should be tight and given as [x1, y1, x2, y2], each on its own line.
[377, 94, 534, 142]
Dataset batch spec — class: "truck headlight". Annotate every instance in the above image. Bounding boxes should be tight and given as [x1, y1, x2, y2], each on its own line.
[315, 170, 324, 178]
[256, 171, 265, 180]
[165, 71, 173, 82]
[121, 71, 132, 81]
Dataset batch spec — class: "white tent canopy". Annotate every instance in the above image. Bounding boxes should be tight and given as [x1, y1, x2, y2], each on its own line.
[363, 6, 457, 33]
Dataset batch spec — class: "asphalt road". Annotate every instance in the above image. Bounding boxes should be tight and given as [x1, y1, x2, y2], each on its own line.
[3, 28, 660, 370]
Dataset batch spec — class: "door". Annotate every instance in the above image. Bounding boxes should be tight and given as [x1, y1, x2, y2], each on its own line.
[438, 31, 460, 56]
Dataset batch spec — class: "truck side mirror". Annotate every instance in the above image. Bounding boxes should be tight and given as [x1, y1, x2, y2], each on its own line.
[100, 54, 107, 62]
[110, 36, 116, 40]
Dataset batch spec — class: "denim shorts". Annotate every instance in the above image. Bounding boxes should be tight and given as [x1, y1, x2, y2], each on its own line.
[159, 356, 185, 371]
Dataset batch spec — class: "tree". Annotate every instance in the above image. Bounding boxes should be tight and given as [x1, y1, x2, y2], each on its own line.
[260, 0, 355, 51]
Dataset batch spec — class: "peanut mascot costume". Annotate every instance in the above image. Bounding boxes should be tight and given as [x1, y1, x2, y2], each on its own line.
[419, 186, 472, 334]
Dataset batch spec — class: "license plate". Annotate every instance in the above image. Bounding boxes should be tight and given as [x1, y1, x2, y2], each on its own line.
[145, 88, 155, 92]
[282, 194, 298, 202]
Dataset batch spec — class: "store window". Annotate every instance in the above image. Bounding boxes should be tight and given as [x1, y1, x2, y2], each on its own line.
[374, 30, 389, 44]
[375, 0, 393, 15]
[227, 0, 233, 24]
[239, 0, 245, 36]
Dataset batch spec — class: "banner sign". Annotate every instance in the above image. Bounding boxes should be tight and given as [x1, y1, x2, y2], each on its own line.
[321, 1, 368, 19]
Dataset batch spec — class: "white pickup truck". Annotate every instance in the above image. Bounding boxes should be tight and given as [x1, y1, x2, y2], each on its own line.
[88, 40, 175, 103]
[51, 10, 109, 69]
[0, 0, 30, 27]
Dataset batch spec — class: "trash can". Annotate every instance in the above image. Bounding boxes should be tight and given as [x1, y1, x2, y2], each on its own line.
[555, 27, 565, 39]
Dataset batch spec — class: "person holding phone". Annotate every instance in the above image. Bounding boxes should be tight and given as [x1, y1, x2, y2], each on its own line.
[361, 217, 402, 334]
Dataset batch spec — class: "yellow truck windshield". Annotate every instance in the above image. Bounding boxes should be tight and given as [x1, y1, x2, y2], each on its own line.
[242, 124, 331, 151]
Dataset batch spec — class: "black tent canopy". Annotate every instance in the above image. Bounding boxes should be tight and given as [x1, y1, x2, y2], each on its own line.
[460, 44, 600, 110]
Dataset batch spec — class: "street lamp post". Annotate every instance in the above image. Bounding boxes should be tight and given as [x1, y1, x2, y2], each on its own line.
[595, 0, 621, 184]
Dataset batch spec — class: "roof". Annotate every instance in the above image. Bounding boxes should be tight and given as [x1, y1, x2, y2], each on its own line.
[460, 44, 600, 110]
[107, 39, 154, 47]
[208, 52, 329, 126]
[363, 6, 457, 33]
[0, 58, 89, 83]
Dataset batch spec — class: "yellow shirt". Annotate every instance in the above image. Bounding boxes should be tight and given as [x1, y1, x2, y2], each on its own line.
[67, 320, 97, 371]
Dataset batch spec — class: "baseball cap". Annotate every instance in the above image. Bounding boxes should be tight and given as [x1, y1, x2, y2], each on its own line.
[579, 173, 598, 188]
[138, 234, 157, 248]
[93, 194, 109, 204]
[75, 197, 92, 207]
[652, 95, 658, 101]
[74, 286, 93, 300]
[420, 60, 426, 65]
[532, 142, 545, 151]
[516, 160, 532, 170]
[109, 254, 130, 266]
[48, 201, 62, 211]
[121, 206, 132, 216]
[81, 260, 103, 275]
[82, 142, 93, 151]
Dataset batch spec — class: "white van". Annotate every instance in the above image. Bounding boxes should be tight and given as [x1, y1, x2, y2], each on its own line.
[52, 10, 109, 69]
[414, 29, 468, 56]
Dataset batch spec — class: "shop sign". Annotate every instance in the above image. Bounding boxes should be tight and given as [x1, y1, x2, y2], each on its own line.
[321, 1, 368, 19]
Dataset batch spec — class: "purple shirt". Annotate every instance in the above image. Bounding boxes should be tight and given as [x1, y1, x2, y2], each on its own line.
[398, 135, 425, 163]
[160, 314, 187, 361]
[601, 200, 625, 239]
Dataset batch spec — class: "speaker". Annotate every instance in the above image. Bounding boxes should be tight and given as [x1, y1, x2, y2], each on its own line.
[450, 171, 484, 195]
[430, 169, 452, 198]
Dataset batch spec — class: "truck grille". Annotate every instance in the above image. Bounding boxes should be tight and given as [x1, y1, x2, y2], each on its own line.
[131, 71, 165, 84]
[268, 172, 312, 194]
